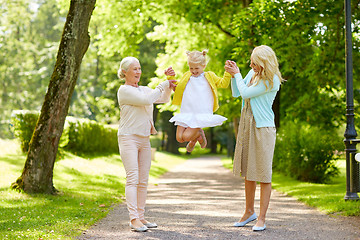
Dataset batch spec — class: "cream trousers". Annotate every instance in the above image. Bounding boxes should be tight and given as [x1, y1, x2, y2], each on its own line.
[118, 134, 152, 221]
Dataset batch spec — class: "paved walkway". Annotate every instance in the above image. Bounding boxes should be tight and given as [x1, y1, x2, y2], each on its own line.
[78, 156, 360, 240]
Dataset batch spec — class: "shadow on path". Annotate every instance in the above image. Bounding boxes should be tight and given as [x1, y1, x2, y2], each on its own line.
[78, 156, 360, 240]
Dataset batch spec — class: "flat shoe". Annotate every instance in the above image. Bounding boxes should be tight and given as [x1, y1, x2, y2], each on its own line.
[129, 223, 148, 232]
[199, 129, 207, 148]
[144, 222, 157, 228]
[252, 224, 266, 231]
[233, 213, 257, 227]
[186, 142, 195, 152]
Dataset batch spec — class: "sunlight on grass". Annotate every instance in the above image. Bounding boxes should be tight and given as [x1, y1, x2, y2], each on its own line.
[0, 140, 187, 240]
[221, 157, 360, 217]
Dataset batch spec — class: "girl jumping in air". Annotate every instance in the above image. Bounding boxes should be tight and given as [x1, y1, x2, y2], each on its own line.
[166, 50, 231, 152]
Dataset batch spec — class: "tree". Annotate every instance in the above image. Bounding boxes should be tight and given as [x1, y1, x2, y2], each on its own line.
[0, 0, 66, 138]
[11, 0, 96, 194]
[229, 0, 360, 130]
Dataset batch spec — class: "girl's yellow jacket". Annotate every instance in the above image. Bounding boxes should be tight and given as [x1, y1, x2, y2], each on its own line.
[169, 71, 231, 112]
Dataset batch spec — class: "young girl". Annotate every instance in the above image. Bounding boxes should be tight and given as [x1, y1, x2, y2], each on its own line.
[225, 45, 283, 231]
[166, 50, 231, 152]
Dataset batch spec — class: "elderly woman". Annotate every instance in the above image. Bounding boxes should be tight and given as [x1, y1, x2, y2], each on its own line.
[117, 57, 175, 232]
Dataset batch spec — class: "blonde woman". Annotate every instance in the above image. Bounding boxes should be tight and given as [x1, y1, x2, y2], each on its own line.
[225, 45, 283, 231]
[117, 57, 175, 232]
[166, 50, 232, 152]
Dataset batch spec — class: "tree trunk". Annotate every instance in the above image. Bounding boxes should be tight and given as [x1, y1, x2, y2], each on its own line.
[273, 86, 281, 129]
[161, 111, 179, 154]
[209, 128, 217, 154]
[11, 0, 96, 194]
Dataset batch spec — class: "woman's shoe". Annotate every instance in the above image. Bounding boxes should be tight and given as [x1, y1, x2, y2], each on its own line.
[233, 213, 257, 227]
[144, 222, 157, 228]
[252, 224, 266, 231]
[129, 223, 148, 232]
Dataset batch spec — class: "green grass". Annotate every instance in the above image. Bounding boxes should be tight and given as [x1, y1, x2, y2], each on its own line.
[0, 140, 188, 240]
[221, 157, 360, 217]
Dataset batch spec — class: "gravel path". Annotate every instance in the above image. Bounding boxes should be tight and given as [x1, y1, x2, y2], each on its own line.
[78, 156, 360, 240]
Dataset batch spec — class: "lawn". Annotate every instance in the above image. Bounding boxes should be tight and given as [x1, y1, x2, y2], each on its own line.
[3, 137, 358, 239]
[0, 139, 188, 240]
[222, 157, 360, 217]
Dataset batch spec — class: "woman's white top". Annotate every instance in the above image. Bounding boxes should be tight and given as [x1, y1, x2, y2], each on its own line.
[117, 81, 171, 136]
[169, 73, 226, 128]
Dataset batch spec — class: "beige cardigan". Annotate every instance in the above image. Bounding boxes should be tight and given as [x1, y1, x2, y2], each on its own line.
[117, 81, 170, 136]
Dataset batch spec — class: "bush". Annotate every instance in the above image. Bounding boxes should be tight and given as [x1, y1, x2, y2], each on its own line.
[150, 136, 162, 150]
[274, 121, 341, 183]
[66, 119, 118, 154]
[11, 110, 39, 153]
[11, 111, 119, 155]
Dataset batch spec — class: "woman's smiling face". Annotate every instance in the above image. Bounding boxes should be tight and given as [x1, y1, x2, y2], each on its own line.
[124, 61, 142, 87]
[250, 58, 262, 73]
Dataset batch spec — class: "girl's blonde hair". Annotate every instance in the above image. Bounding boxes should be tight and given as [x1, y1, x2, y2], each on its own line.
[186, 49, 208, 65]
[251, 45, 283, 90]
[117, 57, 140, 79]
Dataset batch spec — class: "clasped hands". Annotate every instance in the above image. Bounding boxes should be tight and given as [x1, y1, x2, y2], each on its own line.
[164, 67, 177, 91]
[164, 60, 240, 90]
[225, 60, 240, 77]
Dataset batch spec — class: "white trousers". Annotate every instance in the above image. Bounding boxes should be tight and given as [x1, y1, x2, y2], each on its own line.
[118, 134, 152, 221]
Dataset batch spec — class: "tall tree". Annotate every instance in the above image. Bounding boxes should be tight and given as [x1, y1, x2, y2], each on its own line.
[12, 0, 96, 194]
[0, 0, 65, 138]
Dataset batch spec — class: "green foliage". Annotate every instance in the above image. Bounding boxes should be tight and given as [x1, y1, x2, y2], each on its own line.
[11, 111, 39, 153]
[10, 111, 118, 155]
[2, 0, 360, 156]
[0, 1, 64, 131]
[150, 136, 162, 150]
[229, 0, 359, 130]
[66, 119, 118, 154]
[274, 120, 341, 183]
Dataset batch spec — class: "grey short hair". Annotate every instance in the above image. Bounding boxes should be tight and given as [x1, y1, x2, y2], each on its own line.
[117, 57, 140, 79]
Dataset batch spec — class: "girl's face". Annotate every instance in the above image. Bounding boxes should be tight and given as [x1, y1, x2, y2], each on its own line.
[124, 61, 142, 87]
[188, 62, 206, 77]
[250, 58, 262, 73]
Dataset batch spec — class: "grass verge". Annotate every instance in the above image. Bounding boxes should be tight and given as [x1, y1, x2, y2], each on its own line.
[0, 140, 189, 240]
[221, 157, 360, 216]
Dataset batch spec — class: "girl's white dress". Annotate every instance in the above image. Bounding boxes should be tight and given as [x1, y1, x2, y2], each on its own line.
[169, 73, 227, 128]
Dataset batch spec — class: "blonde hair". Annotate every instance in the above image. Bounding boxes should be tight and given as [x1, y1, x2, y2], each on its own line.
[117, 57, 140, 79]
[186, 49, 208, 65]
[251, 45, 283, 90]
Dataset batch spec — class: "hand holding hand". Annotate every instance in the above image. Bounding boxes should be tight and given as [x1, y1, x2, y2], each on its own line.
[225, 60, 240, 77]
[164, 66, 175, 76]
[168, 79, 177, 91]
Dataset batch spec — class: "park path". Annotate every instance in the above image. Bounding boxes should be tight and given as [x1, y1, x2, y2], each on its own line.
[78, 156, 360, 240]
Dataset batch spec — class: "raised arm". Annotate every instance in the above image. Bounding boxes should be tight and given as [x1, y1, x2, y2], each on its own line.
[233, 72, 280, 99]
[118, 81, 170, 106]
[211, 71, 232, 88]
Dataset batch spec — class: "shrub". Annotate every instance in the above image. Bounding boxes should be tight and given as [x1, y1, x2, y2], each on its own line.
[274, 120, 341, 183]
[11, 110, 39, 153]
[66, 119, 118, 154]
[150, 136, 162, 150]
[11, 111, 118, 155]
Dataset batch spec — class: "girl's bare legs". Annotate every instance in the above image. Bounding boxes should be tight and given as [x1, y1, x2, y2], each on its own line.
[176, 126, 206, 152]
[176, 126, 187, 143]
[183, 128, 207, 152]
[239, 179, 256, 222]
[255, 182, 271, 227]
